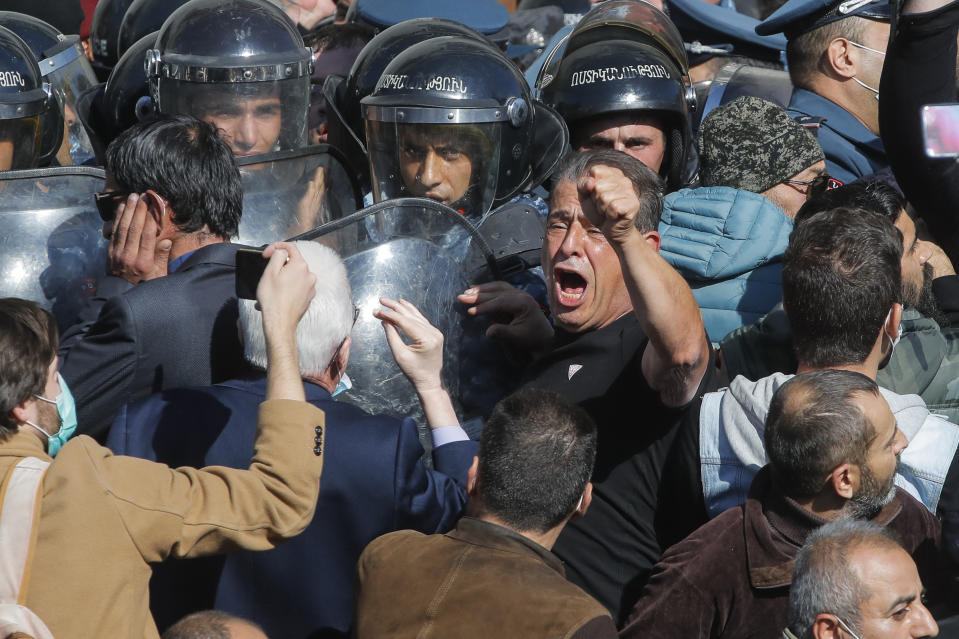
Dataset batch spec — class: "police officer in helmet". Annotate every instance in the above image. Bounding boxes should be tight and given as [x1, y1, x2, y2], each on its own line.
[147, 0, 312, 158]
[538, 0, 698, 192]
[362, 36, 565, 220]
[0, 25, 62, 170]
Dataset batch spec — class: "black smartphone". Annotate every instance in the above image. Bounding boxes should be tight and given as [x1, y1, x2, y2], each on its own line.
[235, 248, 268, 300]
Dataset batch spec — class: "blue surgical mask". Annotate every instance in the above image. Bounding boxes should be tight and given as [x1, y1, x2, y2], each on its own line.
[332, 372, 352, 397]
[25, 373, 78, 457]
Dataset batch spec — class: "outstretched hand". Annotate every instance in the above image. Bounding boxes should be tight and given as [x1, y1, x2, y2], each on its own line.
[258, 242, 316, 335]
[374, 297, 444, 392]
[458, 281, 553, 353]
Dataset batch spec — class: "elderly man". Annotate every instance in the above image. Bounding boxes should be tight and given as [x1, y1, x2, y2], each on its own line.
[756, 0, 891, 184]
[107, 242, 476, 638]
[460, 149, 714, 622]
[620, 369, 941, 639]
[58, 115, 249, 439]
[354, 388, 616, 639]
[784, 519, 940, 639]
[0, 242, 323, 637]
[660, 96, 828, 342]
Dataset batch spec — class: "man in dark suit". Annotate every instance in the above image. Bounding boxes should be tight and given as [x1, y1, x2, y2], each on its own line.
[58, 115, 248, 439]
[108, 241, 477, 639]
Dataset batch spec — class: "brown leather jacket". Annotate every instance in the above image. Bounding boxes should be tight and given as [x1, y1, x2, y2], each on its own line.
[354, 517, 617, 639]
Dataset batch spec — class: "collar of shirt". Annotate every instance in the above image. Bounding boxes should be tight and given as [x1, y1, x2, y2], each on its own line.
[168, 249, 198, 274]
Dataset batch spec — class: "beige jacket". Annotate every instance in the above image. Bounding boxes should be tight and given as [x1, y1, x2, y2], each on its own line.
[3, 399, 324, 638]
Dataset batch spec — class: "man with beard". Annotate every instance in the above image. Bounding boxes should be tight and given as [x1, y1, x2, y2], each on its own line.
[687, 207, 959, 527]
[620, 369, 942, 639]
[719, 180, 959, 423]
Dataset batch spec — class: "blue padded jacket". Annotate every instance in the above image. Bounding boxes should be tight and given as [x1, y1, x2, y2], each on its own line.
[659, 186, 792, 343]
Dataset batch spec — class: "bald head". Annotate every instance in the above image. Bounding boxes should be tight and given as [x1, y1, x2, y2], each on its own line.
[162, 611, 268, 639]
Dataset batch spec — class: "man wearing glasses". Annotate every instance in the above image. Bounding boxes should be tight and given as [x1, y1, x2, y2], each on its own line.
[657, 96, 831, 343]
[58, 114, 249, 440]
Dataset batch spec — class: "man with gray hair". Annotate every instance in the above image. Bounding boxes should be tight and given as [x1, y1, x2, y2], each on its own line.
[784, 519, 939, 639]
[459, 148, 715, 622]
[106, 241, 477, 638]
[658, 96, 829, 342]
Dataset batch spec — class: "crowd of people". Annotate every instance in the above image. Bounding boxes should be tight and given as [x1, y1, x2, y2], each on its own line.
[0, 0, 956, 637]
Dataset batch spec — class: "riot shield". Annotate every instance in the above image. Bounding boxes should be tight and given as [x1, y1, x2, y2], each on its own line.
[0, 166, 107, 332]
[235, 144, 363, 247]
[293, 198, 498, 422]
[699, 62, 793, 125]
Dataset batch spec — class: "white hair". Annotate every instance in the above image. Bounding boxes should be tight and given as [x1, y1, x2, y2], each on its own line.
[238, 241, 353, 378]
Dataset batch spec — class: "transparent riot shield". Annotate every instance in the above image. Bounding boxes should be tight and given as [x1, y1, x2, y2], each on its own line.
[699, 62, 793, 126]
[0, 166, 107, 332]
[293, 198, 499, 423]
[235, 144, 362, 247]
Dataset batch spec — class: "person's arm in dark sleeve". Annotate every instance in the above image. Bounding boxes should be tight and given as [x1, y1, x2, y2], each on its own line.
[57, 275, 133, 352]
[58, 292, 140, 441]
[393, 418, 477, 533]
[570, 616, 619, 639]
[879, 0, 959, 262]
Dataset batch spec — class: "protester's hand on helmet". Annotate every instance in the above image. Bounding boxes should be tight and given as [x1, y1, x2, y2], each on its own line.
[458, 281, 553, 353]
[107, 193, 172, 284]
[258, 242, 316, 335]
[375, 297, 445, 393]
[279, 0, 335, 31]
[578, 165, 643, 246]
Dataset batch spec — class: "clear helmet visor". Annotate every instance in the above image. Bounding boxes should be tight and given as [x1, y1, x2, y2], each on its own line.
[366, 120, 501, 219]
[156, 76, 309, 156]
[0, 115, 41, 171]
[44, 48, 98, 166]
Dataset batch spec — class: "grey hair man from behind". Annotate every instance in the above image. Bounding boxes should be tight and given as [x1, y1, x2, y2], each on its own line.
[162, 610, 268, 639]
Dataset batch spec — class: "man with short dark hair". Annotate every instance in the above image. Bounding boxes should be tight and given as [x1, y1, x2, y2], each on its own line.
[353, 388, 616, 639]
[756, 0, 890, 184]
[58, 115, 250, 438]
[695, 208, 959, 522]
[784, 519, 939, 639]
[459, 149, 714, 621]
[620, 369, 941, 639]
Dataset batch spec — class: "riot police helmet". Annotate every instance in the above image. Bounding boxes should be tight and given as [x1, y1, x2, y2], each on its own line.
[117, 0, 192, 61]
[333, 18, 490, 153]
[0, 12, 98, 165]
[537, 0, 697, 190]
[147, 0, 313, 157]
[103, 31, 157, 141]
[89, 0, 137, 81]
[0, 26, 62, 169]
[362, 36, 566, 219]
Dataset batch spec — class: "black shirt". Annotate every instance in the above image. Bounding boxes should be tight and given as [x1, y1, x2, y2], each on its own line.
[522, 313, 720, 624]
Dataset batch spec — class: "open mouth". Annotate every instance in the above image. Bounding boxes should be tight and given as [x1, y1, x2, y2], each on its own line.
[556, 271, 587, 306]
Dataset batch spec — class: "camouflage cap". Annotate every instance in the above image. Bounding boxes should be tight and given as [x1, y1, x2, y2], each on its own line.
[697, 96, 825, 193]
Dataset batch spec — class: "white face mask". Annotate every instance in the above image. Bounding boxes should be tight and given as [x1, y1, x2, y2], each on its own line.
[884, 307, 903, 353]
[848, 40, 885, 101]
[836, 616, 864, 639]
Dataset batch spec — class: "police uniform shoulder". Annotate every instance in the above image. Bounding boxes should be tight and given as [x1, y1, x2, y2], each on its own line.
[353, 0, 510, 35]
[756, 0, 890, 37]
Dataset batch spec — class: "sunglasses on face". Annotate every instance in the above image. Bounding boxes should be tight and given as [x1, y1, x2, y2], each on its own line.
[782, 175, 835, 199]
[93, 191, 128, 222]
